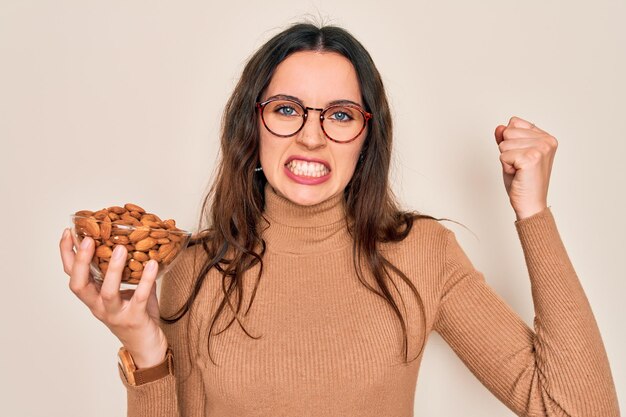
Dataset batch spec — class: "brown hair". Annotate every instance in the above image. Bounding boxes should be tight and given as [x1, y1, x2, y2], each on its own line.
[162, 21, 453, 366]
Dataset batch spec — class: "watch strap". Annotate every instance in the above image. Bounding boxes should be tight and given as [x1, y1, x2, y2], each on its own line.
[118, 347, 173, 386]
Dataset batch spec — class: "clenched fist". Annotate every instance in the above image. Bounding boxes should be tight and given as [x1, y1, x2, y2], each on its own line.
[494, 116, 558, 220]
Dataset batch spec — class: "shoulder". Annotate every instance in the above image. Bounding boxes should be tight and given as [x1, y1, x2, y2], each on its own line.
[405, 216, 476, 271]
[379, 213, 452, 254]
[378, 214, 454, 279]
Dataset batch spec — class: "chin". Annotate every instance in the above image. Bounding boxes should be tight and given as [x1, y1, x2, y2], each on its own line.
[277, 183, 338, 206]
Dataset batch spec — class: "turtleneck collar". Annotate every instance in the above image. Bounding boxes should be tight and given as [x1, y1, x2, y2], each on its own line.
[259, 183, 353, 255]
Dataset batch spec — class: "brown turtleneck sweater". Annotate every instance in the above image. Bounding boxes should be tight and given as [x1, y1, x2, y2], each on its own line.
[119, 184, 620, 416]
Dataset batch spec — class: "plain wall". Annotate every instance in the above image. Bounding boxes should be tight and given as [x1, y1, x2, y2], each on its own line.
[1, 1, 624, 415]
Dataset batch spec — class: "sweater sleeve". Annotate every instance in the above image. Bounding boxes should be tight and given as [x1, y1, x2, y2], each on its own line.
[119, 246, 207, 417]
[432, 207, 620, 416]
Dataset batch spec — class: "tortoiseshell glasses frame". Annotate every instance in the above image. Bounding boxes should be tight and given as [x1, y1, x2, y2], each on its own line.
[255, 97, 373, 144]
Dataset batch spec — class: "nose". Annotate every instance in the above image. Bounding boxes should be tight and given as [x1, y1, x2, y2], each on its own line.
[295, 109, 326, 150]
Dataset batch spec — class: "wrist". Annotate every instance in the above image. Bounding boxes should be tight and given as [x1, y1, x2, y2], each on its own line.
[117, 325, 168, 369]
[125, 341, 169, 369]
[515, 204, 548, 221]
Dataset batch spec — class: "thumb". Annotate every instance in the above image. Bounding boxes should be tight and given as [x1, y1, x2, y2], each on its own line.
[494, 125, 506, 145]
[146, 280, 160, 315]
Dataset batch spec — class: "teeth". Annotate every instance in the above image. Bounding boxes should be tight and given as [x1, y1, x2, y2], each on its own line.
[286, 160, 330, 178]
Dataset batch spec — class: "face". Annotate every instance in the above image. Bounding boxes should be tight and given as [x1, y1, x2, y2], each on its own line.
[258, 50, 367, 206]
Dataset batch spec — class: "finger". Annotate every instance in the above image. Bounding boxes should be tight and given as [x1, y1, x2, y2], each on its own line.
[504, 127, 543, 140]
[145, 280, 160, 318]
[131, 260, 159, 311]
[67, 235, 101, 306]
[508, 116, 548, 133]
[498, 150, 517, 175]
[507, 116, 534, 129]
[494, 125, 506, 145]
[100, 245, 127, 313]
[499, 147, 543, 172]
[59, 228, 75, 276]
[498, 138, 541, 152]
[530, 122, 548, 134]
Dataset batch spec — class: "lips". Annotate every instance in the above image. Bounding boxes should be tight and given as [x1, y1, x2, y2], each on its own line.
[283, 155, 332, 185]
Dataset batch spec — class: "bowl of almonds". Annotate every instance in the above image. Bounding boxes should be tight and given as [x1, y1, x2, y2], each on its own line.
[70, 203, 192, 289]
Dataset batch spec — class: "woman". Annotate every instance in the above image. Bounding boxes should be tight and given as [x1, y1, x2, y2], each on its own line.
[59, 22, 620, 416]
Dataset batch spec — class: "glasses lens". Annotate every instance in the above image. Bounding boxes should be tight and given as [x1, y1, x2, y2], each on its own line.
[322, 105, 365, 142]
[262, 100, 305, 136]
[261, 100, 367, 142]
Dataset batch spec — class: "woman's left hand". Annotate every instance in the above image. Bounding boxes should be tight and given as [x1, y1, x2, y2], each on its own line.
[494, 116, 559, 220]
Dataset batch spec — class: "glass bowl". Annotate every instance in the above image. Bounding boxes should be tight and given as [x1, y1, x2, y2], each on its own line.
[70, 214, 192, 290]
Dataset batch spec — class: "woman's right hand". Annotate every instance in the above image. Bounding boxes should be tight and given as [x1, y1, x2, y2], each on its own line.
[59, 228, 169, 368]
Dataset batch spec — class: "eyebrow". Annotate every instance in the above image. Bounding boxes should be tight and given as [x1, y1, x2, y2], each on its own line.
[265, 94, 364, 108]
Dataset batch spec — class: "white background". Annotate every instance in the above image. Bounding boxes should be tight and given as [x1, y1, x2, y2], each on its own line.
[1, 1, 624, 415]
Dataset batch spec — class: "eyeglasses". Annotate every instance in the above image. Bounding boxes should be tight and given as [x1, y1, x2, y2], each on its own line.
[256, 97, 373, 144]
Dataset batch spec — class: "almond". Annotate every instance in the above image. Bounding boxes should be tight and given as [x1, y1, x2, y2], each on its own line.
[135, 237, 156, 251]
[129, 259, 143, 271]
[132, 251, 149, 262]
[140, 220, 160, 229]
[168, 233, 182, 242]
[77, 217, 100, 238]
[121, 213, 141, 226]
[73, 203, 187, 286]
[93, 209, 108, 220]
[129, 226, 150, 243]
[162, 246, 178, 264]
[110, 235, 130, 245]
[149, 229, 169, 239]
[140, 214, 156, 222]
[101, 217, 112, 240]
[122, 267, 132, 280]
[108, 206, 126, 214]
[158, 243, 174, 259]
[111, 222, 133, 235]
[164, 219, 176, 230]
[95, 245, 113, 259]
[124, 203, 145, 214]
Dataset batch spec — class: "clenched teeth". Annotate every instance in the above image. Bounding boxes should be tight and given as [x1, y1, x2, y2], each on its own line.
[286, 160, 330, 177]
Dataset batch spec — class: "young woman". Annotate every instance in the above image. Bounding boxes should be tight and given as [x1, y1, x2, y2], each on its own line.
[59, 22, 620, 416]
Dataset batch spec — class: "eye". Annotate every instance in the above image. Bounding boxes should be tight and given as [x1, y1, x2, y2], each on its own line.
[328, 107, 355, 122]
[275, 104, 300, 117]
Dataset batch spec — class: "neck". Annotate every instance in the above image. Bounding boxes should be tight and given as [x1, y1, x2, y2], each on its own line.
[260, 183, 352, 255]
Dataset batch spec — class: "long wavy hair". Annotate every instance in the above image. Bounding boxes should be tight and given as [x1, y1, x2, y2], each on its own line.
[162, 21, 452, 366]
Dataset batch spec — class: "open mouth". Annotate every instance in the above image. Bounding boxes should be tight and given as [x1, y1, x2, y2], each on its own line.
[284, 159, 331, 178]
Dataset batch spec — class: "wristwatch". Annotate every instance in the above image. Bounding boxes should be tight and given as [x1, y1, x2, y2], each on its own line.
[117, 346, 174, 386]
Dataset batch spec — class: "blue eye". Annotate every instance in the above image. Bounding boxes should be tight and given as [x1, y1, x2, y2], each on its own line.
[276, 105, 299, 116]
[329, 110, 353, 122]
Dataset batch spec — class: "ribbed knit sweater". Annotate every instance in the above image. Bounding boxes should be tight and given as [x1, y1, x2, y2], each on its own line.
[120, 183, 620, 416]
